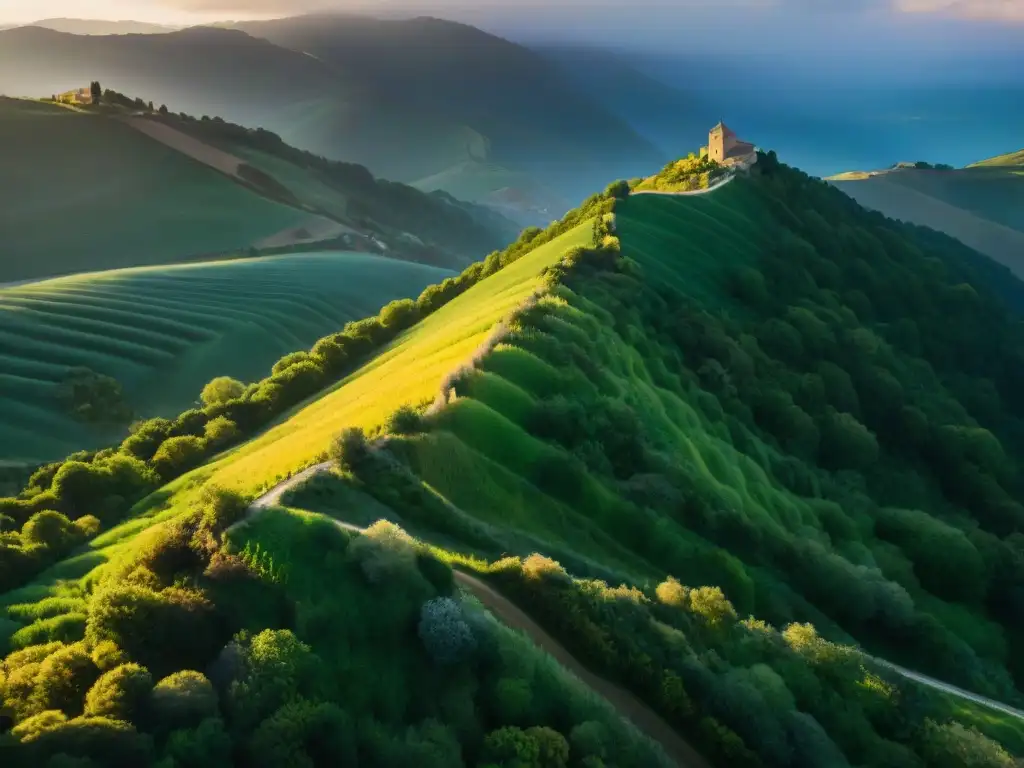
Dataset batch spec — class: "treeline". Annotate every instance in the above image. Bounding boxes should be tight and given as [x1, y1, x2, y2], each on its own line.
[0, 189, 618, 597]
[635, 154, 727, 193]
[318, 188, 1022, 766]
[512, 153, 1024, 701]
[713, 152, 1024, 692]
[485, 555, 1016, 768]
[0, 482, 671, 766]
[334, 155, 1024, 760]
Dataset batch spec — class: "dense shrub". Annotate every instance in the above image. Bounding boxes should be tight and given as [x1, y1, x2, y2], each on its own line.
[83, 664, 153, 722]
[199, 377, 245, 407]
[418, 597, 476, 666]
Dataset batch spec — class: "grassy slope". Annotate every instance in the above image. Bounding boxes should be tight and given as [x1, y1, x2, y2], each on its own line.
[830, 172, 1024, 277]
[0, 252, 450, 462]
[4, 184, 1024, 762]
[0, 223, 591, 610]
[263, 182, 1024, 756]
[0, 99, 309, 282]
[207, 224, 594, 493]
[970, 148, 1024, 168]
[882, 168, 1024, 232]
[230, 145, 352, 222]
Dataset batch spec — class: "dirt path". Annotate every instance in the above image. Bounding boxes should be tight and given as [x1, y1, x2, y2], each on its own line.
[454, 572, 709, 768]
[238, 464, 707, 767]
[632, 173, 737, 197]
[123, 117, 359, 251]
[124, 117, 246, 179]
[239, 462, 1024, 760]
[872, 659, 1024, 720]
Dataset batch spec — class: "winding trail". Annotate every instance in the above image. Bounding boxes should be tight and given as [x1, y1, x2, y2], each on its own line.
[241, 464, 708, 768]
[631, 173, 737, 197]
[239, 462, 1024, 766]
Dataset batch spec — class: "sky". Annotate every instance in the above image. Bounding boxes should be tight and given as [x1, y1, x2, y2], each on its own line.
[1, 0, 1022, 24]
[0, 0, 1021, 58]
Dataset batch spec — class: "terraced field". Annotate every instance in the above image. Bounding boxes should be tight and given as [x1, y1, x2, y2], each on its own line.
[0, 98, 310, 282]
[0, 252, 451, 462]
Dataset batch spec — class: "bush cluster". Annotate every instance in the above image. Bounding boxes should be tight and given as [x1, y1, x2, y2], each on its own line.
[0, 185, 622, 595]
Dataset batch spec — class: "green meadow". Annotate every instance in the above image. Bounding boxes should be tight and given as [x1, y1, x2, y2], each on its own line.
[4, 157, 1024, 766]
[0, 252, 451, 462]
[0, 98, 310, 282]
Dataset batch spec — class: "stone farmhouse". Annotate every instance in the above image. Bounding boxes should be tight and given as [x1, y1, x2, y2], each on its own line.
[57, 87, 93, 105]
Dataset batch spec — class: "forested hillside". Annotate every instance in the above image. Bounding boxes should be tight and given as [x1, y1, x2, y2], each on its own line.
[829, 159, 1024, 274]
[3, 153, 1024, 766]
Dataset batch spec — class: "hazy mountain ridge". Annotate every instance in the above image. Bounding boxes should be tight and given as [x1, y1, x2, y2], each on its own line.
[535, 44, 713, 156]
[207, 14, 668, 197]
[24, 18, 180, 35]
[0, 17, 666, 215]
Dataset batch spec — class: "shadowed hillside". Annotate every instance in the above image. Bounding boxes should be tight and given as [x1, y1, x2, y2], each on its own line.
[3, 153, 1024, 765]
[0, 19, 665, 214]
[0, 98, 312, 282]
[0, 96, 518, 282]
[829, 159, 1024, 273]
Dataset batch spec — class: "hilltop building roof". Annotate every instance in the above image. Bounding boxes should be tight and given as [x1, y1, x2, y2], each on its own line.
[710, 121, 736, 138]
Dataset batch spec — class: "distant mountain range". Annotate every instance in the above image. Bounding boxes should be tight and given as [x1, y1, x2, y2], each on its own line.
[0, 16, 669, 220]
[535, 45, 713, 158]
[18, 18, 179, 35]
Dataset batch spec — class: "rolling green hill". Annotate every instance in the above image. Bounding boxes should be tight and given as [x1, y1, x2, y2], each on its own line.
[0, 99, 312, 283]
[23, 18, 179, 35]
[0, 252, 451, 463]
[0, 19, 665, 214]
[971, 149, 1024, 168]
[4, 155, 1024, 766]
[228, 15, 666, 198]
[829, 160, 1024, 275]
[0, 97, 518, 281]
[151, 110, 520, 262]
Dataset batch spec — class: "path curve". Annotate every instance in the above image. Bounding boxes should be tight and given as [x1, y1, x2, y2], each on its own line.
[239, 463, 1024, 745]
[240, 464, 706, 767]
[871, 659, 1024, 721]
[631, 173, 737, 197]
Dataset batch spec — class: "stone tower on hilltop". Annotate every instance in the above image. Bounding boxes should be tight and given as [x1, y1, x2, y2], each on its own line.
[701, 121, 756, 166]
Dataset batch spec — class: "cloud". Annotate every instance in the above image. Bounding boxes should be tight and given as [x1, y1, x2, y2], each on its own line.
[157, 0, 328, 10]
[898, 0, 1024, 20]
[149, 0, 1023, 23]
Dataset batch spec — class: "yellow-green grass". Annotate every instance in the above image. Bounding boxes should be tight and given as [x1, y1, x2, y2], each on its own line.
[202, 222, 594, 493]
[0, 98, 313, 283]
[0, 251, 451, 462]
[970, 149, 1024, 168]
[0, 221, 594, 625]
[942, 695, 1024, 755]
[391, 278, 853, 640]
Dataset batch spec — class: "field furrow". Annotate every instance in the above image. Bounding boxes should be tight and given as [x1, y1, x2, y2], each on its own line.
[0, 251, 454, 461]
